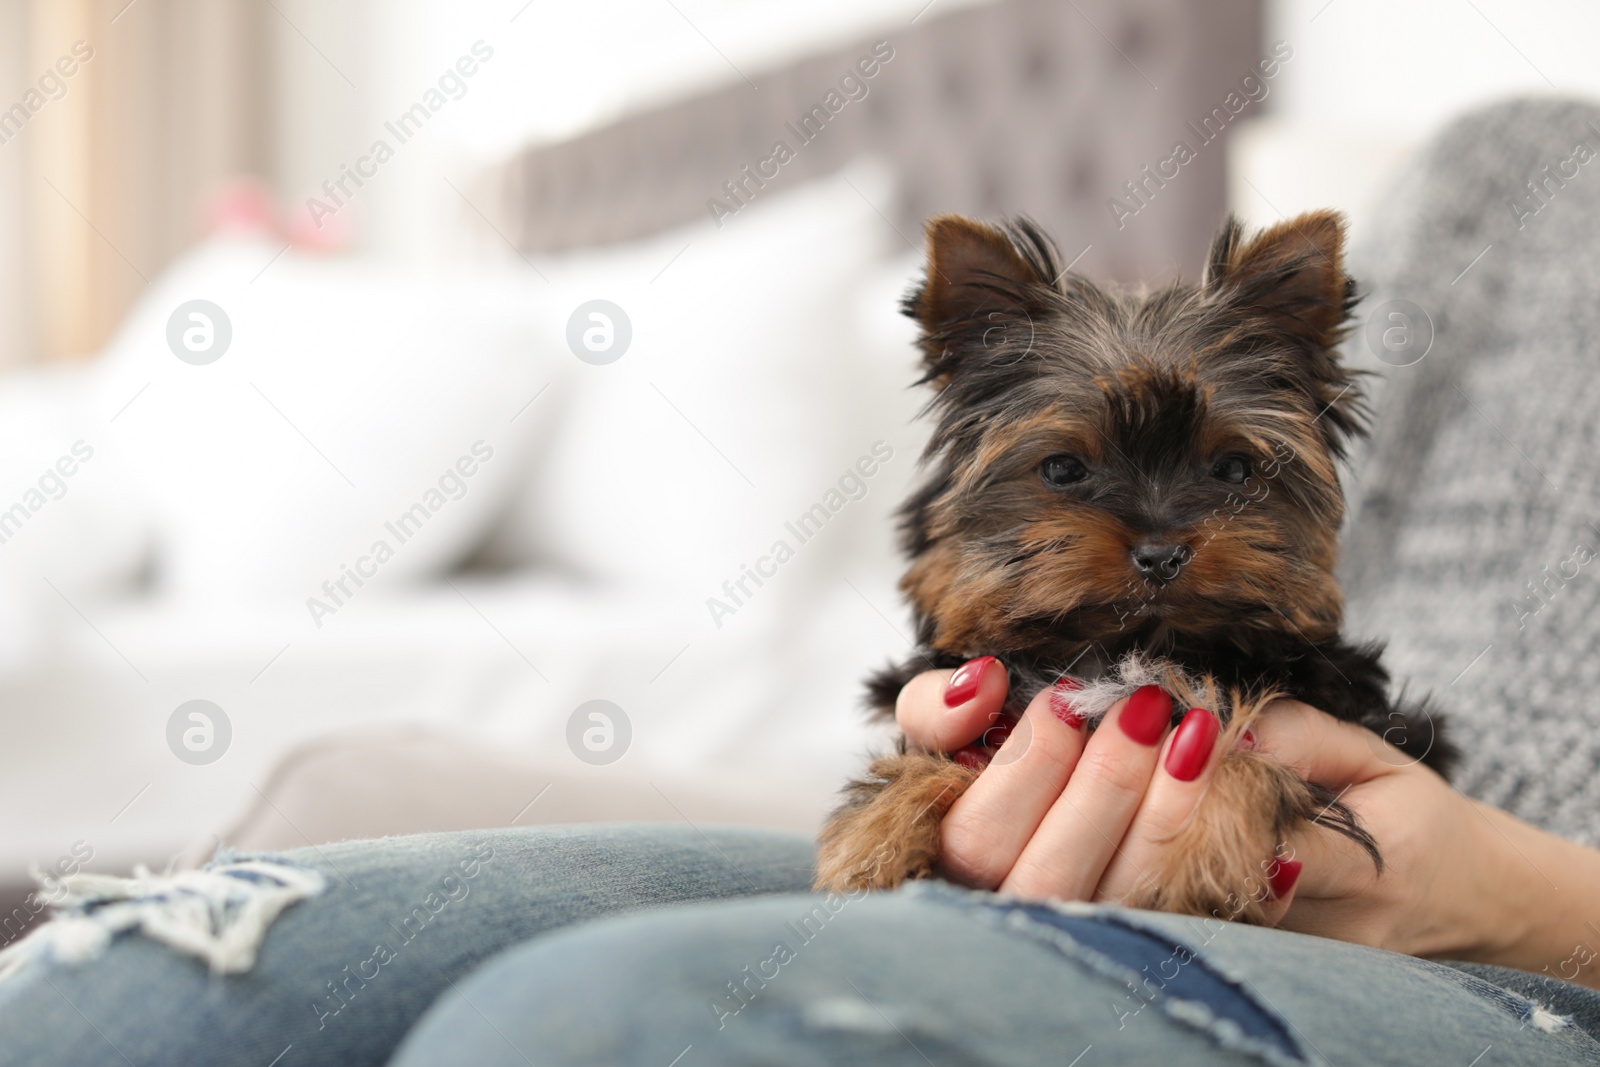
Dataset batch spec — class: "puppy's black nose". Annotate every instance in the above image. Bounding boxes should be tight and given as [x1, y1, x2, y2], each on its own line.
[1131, 541, 1191, 582]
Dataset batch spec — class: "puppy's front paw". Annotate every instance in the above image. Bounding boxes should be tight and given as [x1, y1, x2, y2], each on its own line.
[814, 750, 977, 891]
[1122, 748, 1319, 923]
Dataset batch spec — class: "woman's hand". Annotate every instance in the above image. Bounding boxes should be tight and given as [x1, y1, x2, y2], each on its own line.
[1251, 700, 1600, 987]
[897, 657, 1291, 920]
[899, 659, 1600, 988]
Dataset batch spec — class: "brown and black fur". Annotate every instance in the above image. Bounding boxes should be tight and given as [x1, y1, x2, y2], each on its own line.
[814, 210, 1457, 922]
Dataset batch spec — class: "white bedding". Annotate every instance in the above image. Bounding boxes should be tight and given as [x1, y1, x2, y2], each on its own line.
[0, 164, 931, 878]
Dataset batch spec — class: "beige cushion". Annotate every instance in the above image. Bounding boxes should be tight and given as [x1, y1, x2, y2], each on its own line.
[217, 729, 824, 858]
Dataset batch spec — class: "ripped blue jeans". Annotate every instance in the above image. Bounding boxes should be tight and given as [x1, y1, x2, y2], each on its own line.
[0, 825, 1597, 1066]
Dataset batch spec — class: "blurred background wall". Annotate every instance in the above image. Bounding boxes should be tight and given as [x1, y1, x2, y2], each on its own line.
[0, 0, 271, 364]
[1238, 0, 1600, 249]
[2, 0, 1597, 368]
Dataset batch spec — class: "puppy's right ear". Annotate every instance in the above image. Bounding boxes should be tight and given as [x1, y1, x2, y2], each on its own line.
[902, 215, 1057, 385]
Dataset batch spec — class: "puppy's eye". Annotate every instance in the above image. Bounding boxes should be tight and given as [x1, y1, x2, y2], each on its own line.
[1040, 454, 1088, 487]
[1212, 454, 1251, 484]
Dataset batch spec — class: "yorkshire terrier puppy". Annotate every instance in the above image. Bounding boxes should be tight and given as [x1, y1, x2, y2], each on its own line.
[814, 210, 1457, 922]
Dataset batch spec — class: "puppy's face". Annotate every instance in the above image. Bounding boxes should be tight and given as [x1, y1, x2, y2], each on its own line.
[898, 211, 1364, 659]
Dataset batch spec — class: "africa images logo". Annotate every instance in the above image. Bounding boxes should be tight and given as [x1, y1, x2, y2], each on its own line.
[305, 441, 494, 628]
[705, 41, 895, 227]
[303, 40, 495, 230]
[705, 441, 893, 627]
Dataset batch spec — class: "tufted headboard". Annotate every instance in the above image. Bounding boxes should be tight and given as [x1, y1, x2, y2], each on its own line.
[493, 0, 1264, 284]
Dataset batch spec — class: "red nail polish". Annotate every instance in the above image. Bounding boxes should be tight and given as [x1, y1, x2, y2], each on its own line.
[944, 657, 998, 707]
[979, 715, 1014, 748]
[1164, 708, 1219, 781]
[953, 744, 991, 770]
[1268, 859, 1302, 899]
[1118, 685, 1172, 745]
[1050, 677, 1086, 729]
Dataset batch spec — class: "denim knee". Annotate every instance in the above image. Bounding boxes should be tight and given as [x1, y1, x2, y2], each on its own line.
[391, 887, 1298, 1067]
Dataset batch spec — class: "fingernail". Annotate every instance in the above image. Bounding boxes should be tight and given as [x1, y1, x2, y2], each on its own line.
[1268, 859, 1302, 899]
[1164, 708, 1219, 781]
[1236, 728, 1257, 752]
[953, 745, 991, 770]
[979, 715, 1014, 749]
[1118, 684, 1172, 745]
[944, 657, 998, 707]
[1050, 676, 1086, 729]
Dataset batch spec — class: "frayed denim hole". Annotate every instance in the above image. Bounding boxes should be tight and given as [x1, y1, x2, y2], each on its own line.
[1417, 960, 1573, 1033]
[1004, 902, 1305, 1062]
[0, 858, 327, 981]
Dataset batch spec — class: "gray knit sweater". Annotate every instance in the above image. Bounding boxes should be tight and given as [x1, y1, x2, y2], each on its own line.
[1340, 98, 1600, 846]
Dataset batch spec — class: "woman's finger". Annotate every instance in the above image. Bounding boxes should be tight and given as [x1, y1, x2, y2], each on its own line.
[937, 678, 1091, 889]
[1267, 814, 1397, 949]
[895, 657, 1009, 754]
[1000, 685, 1175, 899]
[1094, 706, 1224, 902]
[1278, 818, 1380, 903]
[1255, 855, 1303, 928]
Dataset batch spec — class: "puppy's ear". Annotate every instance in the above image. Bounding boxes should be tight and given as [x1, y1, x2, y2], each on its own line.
[1207, 210, 1366, 450]
[1204, 210, 1355, 350]
[903, 215, 1057, 385]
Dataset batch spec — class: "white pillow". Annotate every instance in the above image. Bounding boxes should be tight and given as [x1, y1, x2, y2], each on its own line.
[92, 240, 559, 608]
[481, 162, 903, 599]
[0, 367, 153, 672]
[0, 367, 150, 591]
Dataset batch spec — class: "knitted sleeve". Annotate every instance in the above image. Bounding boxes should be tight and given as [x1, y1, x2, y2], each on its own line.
[1339, 98, 1600, 846]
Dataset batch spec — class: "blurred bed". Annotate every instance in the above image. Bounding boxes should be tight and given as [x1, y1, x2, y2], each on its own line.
[0, 0, 1262, 891]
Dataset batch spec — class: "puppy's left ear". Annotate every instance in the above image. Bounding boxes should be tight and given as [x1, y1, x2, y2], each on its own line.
[1204, 209, 1355, 351]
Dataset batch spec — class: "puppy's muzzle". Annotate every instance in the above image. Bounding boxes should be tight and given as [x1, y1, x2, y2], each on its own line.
[1131, 541, 1191, 583]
